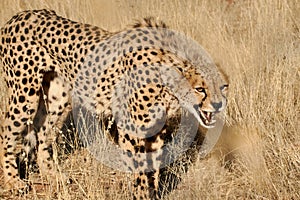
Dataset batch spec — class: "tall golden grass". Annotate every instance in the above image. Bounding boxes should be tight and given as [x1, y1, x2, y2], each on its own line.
[0, 0, 299, 199]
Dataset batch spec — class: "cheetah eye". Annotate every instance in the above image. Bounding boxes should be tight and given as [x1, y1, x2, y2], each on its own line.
[220, 84, 229, 91]
[195, 87, 205, 93]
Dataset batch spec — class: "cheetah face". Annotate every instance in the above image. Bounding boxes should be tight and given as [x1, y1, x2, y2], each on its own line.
[189, 72, 228, 129]
[193, 84, 228, 128]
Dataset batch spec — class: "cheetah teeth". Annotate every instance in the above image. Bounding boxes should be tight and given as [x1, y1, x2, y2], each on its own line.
[200, 110, 216, 128]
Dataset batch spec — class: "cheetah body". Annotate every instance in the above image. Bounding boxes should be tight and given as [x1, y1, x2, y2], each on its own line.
[0, 10, 228, 199]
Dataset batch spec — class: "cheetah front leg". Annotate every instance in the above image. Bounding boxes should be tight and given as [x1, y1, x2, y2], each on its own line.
[0, 86, 40, 190]
[35, 74, 71, 182]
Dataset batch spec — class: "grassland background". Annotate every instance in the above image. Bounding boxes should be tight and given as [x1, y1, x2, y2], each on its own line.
[0, 0, 299, 199]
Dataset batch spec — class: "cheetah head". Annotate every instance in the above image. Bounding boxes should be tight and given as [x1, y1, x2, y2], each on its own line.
[161, 61, 228, 129]
[185, 65, 228, 128]
[160, 60, 228, 129]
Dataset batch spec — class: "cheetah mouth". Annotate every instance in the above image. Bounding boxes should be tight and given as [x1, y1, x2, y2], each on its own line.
[191, 105, 216, 128]
[198, 109, 217, 128]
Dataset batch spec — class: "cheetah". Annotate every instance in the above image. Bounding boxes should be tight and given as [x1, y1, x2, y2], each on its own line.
[0, 9, 228, 199]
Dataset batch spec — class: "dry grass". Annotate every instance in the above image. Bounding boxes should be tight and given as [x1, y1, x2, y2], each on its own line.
[0, 0, 299, 199]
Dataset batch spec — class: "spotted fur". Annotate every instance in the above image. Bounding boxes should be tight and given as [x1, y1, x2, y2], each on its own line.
[0, 9, 228, 199]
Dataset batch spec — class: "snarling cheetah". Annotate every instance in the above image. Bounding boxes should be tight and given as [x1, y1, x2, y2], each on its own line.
[0, 9, 228, 199]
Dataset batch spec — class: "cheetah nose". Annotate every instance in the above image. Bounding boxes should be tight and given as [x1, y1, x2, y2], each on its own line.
[211, 102, 222, 112]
